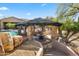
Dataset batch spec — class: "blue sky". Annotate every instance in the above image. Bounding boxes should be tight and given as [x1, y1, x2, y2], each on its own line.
[0, 3, 58, 19]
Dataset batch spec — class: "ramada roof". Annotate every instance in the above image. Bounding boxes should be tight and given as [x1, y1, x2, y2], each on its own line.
[16, 18, 62, 27]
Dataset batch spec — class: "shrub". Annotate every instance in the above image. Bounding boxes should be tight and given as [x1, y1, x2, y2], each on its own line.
[6, 23, 16, 29]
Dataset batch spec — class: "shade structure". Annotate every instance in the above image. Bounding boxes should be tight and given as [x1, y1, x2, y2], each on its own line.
[16, 22, 28, 26]
[16, 18, 62, 27]
[28, 18, 53, 25]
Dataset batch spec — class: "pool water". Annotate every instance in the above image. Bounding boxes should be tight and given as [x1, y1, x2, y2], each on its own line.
[0, 30, 18, 36]
[9, 31, 18, 36]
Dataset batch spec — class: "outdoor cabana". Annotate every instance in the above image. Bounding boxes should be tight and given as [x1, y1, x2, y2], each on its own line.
[16, 18, 62, 26]
[16, 18, 62, 41]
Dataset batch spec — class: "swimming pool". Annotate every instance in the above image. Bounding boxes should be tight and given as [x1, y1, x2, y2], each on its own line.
[0, 30, 18, 36]
[9, 31, 18, 36]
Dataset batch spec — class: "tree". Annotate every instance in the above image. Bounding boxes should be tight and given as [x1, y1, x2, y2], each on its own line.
[60, 18, 78, 43]
[57, 4, 79, 44]
[51, 18, 59, 22]
[57, 3, 79, 20]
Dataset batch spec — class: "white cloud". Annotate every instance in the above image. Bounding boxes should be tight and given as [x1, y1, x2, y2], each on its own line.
[26, 12, 31, 16]
[0, 7, 9, 11]
[41, 3, 47, 7]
